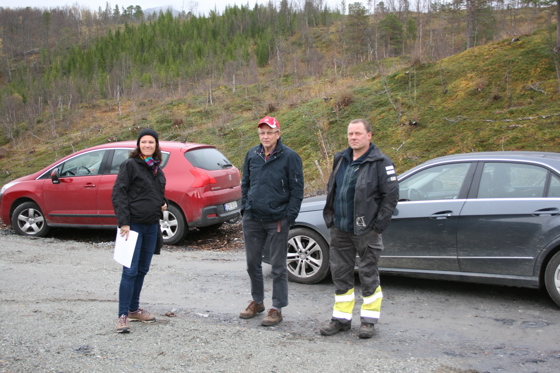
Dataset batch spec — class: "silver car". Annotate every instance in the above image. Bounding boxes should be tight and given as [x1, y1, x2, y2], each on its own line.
[281, 151, 560, 307]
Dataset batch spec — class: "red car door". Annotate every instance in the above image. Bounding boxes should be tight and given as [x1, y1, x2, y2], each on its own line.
[42, 150, 106, 225]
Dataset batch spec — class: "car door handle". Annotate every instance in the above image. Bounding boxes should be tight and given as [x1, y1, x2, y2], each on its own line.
[430, 210, 454, 220]
[532, 208, 559, 216]
[83, 183, 96, 188]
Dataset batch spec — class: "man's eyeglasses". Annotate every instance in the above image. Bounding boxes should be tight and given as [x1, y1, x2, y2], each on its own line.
[258, 131, 279, 136]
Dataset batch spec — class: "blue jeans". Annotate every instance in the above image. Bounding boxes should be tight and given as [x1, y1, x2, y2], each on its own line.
[118, 222, 158, 317]
[242, 215, 290, 309]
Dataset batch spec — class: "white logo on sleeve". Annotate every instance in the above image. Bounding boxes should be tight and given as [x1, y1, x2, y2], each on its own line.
[385, 165, 395, 176]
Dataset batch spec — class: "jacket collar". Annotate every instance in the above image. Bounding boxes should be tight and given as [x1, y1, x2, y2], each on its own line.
[341, 142, 383, 163]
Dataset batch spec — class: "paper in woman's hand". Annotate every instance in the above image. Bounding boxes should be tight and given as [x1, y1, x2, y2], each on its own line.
[113, 228, 138, 268]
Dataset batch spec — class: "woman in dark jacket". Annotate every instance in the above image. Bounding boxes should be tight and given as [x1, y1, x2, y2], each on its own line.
[112, 128, 167, 333]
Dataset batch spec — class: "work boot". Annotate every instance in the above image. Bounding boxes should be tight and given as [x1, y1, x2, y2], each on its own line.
[320, 320, 351, 336]
[261, 309, 282, 326]
[128, 308, 156, 323]
[239, 301, 265, 319]
[358, 323, 375, 339]
[116, 315, 130, 333]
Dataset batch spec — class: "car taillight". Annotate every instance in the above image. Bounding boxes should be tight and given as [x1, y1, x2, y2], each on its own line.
[190, 168, 217, 188]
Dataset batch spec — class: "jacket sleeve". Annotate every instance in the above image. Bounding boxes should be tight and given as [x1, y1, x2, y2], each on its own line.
[158, 172, 167, 205]
[286, 151, 304, 225]
[240, 150, 251, 214]
[373, 157, 399, 234]
[323, 153, 342, 228]
[112, 160, 132, 227]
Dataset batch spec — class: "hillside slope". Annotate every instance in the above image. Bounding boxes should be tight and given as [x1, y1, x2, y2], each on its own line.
[1, 28, 559, 195]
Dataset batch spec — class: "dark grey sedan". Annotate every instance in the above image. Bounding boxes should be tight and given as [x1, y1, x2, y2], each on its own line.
[283, 151, 560, 307]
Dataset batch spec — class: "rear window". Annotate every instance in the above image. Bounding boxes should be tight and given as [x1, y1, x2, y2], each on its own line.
[185, 148, 233, 171]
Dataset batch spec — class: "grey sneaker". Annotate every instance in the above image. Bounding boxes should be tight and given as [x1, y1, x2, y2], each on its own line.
[358, 323, 375, 339]
[239, 301, 265, 319]
[128, 308, 156, 323]
[116, 315, 130, 333]
[320, 320, 351, 336]
[261, 309, 282, 326]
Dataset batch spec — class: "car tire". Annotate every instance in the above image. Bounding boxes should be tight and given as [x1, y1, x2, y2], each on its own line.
[544, 251, 560, 308]
[11, 201, 50, 237]
[287, 227, 330, 284]
[160, 204, 186, 245]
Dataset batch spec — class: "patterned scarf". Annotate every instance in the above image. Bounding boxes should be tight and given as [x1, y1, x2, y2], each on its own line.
[139, 153, 161, 175]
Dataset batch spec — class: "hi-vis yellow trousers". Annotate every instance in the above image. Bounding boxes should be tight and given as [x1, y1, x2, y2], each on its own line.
[329, 226, 384, 324]
[332, 286, 383, 324]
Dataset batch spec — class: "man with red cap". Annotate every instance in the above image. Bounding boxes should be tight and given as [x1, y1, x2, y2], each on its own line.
[239, 116, 304, 326]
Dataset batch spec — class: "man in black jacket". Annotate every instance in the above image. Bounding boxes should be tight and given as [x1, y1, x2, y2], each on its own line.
[320, 119, 399, 339]
[239, 116, 304, 326]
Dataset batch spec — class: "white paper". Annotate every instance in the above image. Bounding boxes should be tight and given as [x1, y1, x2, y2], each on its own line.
[113, 228, 139, 268]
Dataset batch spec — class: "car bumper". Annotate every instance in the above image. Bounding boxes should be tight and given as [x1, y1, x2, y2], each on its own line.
[188, 199, 242, 227]
[0, 195, 14, 226]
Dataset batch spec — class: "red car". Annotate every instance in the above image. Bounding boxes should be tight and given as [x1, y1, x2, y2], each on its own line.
[0, 141, 241, 245]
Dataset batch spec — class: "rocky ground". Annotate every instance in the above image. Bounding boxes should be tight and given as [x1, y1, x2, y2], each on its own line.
[1, 223, 560, 373]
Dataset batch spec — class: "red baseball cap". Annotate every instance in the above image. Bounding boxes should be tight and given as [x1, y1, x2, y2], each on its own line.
[258, 116, 280, 130]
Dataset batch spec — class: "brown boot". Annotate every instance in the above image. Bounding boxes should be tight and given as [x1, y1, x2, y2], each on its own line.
[116, 315, 130, 333]
[239, 301, 265, 319]
[261, 309, 282, 326]
[128, 308, 156, 323]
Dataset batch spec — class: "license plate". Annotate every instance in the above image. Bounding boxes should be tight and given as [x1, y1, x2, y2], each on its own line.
[224, 201, 238, 211]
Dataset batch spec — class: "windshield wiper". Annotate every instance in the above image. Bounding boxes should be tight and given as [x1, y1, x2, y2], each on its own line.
[218, 161, 233, 169]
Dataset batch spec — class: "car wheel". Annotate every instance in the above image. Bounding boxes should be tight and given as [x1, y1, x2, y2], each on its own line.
[11, 201, 50, 237]
[160, 204, 186, 245]
[287, 227, 330, 284]
[544, 251, 560, 308]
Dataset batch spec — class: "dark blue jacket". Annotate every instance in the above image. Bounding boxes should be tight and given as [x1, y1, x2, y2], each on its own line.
[241, 138, 304, 225]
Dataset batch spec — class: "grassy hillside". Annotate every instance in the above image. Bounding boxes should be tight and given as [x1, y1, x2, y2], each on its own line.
[1, 27, 559, 196]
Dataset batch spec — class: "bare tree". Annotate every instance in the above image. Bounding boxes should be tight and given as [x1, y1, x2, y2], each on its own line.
[466, 0, 476, 49]
[556, 0, 560, 51]
[1, 94, 24, 147]
[224, 61, 238, 92]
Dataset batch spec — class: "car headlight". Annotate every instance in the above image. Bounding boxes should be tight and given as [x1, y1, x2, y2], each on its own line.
[0, 181, 20, 197]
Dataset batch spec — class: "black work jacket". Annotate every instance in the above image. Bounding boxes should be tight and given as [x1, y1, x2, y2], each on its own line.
[323, 143, 399, 235]
[112, 157, 166, 227]
[241, 138, 304, 225]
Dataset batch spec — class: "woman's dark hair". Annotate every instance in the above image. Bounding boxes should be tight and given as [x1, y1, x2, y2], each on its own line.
[129, 143, 162, 160]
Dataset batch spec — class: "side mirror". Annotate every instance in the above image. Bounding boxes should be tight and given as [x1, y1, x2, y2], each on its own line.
[51, 168, 60, 184]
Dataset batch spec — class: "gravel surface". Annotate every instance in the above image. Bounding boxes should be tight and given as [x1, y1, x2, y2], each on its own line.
[1, 226, 559, 372]
[0, 229, 465, 373]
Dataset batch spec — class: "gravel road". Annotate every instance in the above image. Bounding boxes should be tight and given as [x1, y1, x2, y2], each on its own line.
[1, 227, 559, 373]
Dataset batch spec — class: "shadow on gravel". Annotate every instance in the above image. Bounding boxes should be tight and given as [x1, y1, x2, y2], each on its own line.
[378, 273, 558, 309]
